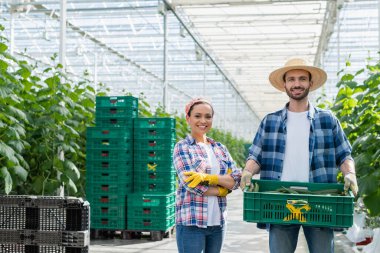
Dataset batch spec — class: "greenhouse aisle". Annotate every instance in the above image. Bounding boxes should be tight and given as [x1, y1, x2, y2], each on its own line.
[90, 189, 355, 253]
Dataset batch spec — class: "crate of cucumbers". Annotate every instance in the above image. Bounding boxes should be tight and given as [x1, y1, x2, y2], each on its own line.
[243, 179, 354, 228]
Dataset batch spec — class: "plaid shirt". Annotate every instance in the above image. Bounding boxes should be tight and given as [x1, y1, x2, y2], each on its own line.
[173, 135, 241, 228]
[248, 102, 353, 183]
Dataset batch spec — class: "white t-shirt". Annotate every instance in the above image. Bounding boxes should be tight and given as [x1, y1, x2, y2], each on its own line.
[281, 111, 310, 182]
[198, 142, 221, 226]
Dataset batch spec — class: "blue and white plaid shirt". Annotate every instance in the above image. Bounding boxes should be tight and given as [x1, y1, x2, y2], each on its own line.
[247, 102, 353, 183]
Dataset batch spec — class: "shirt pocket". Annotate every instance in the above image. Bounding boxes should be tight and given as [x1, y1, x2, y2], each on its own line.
[191, 158, 208, 173]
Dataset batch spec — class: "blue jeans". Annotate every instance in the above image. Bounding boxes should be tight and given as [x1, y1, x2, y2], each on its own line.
[269, 224, 334, 253]
[176, 225, 225, 253]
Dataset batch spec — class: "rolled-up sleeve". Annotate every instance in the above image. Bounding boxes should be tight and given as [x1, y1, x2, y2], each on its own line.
[332, 116, 353, 166]
[247, 117, 266, 166]
[173, 142, 209, 195]
[221, 145, 241, 190]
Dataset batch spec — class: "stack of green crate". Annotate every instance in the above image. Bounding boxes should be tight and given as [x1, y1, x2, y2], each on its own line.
[86, 96, 137, 230]
[127, 192, 176, 231]
[128, 118, 176, 231]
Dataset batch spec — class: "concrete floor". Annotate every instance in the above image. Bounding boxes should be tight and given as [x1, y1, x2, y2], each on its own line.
[90, 190, 356, 252]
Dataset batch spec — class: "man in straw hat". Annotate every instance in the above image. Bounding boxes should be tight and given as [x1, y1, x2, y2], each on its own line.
[240, 58, 358, 253]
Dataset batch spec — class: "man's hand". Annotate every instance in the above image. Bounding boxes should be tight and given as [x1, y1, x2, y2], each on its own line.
[240, 170, 253, 191]
[344, 173, 358, 196]
[183, 171, 218, 188]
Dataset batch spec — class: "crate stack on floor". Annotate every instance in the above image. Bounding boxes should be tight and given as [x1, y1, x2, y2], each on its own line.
[86, 96, 137, 231]
[0, 195, 89, 253]
[127, 118, 177, 239]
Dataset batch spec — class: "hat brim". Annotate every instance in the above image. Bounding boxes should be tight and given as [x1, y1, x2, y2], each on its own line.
[269, 65, 327, 92]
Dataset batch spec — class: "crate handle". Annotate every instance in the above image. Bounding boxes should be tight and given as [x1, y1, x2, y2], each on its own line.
[148, 140, 157, 147]
[110, 99, 117, 104]
[149, 173, 156, 179]
[101, 207, 108, 213]
[101, 151, 109, 157]
[149, 184, 156, 189]
[110, 119, 118, 124]
[148, 120, 157, 126]
[102, 162, 109, 168]
[110, 108, 117, 114]
[101, 185, 109, 191]
[149, 151, 156, 157]
[148, 130, 157, 135]
[143, 208, 151, 214]
[102, 139, 109, 145]
[287, 200, 309, 205]
[143, 198, 151, 202]
[102, 130, 109, 134]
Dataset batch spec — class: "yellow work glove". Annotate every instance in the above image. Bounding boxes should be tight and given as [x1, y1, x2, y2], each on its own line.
[217, 186, 229, 197]
[183, 171, 219, 188]
[344, 173, 358, 196]
[240, 170, 253, 191]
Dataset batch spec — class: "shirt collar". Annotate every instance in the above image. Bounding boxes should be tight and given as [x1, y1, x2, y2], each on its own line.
[185, 134, 216, 145]
[281, 101, 316, 121]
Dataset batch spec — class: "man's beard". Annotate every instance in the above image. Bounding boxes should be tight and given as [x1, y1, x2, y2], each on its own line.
[285, 86, 310, 100]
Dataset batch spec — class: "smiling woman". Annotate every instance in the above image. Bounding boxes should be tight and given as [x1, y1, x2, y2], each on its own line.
[172, 97, 241, 253]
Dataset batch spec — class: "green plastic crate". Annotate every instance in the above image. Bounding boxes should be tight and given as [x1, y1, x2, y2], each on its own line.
[86, 137, 132, 149]
[133, 149, 173, 162]
[86, 194, 127, 206]
[86, 182, 133, 195]
[96, 96, 138, 108]
[134, 128, 176, 140]
[134, 139, 175, 151]
[96, 107, 138, 119]
[92, 205, 126, 218]
[134, 161, 175, 173]
[243, 179, 354, 228]
[127, 204, 175, 219]
[134, 171, 176, 184]
[86, 127, 132, 139]
[96, 117, 134, 128]
[133, 180, 176, 193]
[134, 118, 175, 129]
[127, 215, 175, 231]
[86, 148, 133, 161]
[91, 216, 126, 230]
[127, 193, 176, 207]
[86, 160, 133, 174]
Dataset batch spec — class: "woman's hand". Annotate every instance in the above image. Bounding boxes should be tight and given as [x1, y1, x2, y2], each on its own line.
[183, 171, 218, 188]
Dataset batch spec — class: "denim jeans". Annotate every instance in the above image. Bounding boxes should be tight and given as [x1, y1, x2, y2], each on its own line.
[176, 225, 225, 253]
[269, 224, 334, 253]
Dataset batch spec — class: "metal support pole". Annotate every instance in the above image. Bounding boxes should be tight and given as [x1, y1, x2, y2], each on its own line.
[59, 0, 67, 69]
[223, 80, 226, 130]
[378, 0, 380, 55]
[203, 57, 206, 96]
[9, 12, 15, 55]
[94, 52, 98, 92]
[163, 2, 168, 111]
[235, 94, 238, 136]
[337, 13, 340, 75]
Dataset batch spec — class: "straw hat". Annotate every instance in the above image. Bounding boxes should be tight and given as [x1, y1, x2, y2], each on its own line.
[268, 58, 327, 92]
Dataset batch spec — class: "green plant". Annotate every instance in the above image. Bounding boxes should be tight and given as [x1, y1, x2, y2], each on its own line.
[0, 24, 95, 195]
[318, 59, 380, 216]
[0, 24, 30, 194]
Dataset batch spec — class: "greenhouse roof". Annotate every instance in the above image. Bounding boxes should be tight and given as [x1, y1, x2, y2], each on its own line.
[0, 0, 378, 139]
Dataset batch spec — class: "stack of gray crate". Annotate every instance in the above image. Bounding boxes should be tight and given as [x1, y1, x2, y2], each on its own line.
[0, 195, 90, 253]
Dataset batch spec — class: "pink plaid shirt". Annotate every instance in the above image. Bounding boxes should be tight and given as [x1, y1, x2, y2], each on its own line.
[173, 135, 241, 228]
